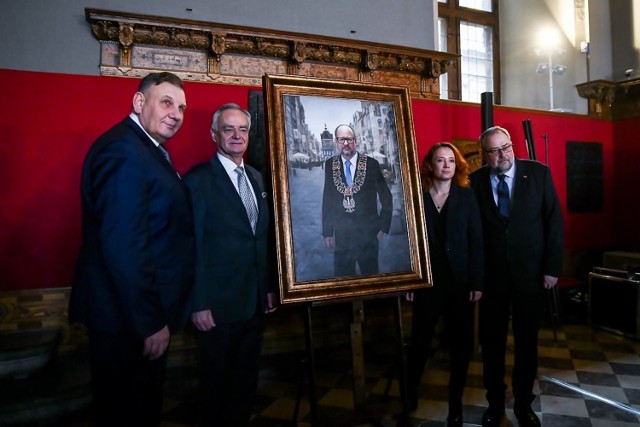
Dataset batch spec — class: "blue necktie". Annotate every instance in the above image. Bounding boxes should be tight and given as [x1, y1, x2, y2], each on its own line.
[497, 174, 510, 218]
[345, 160, 352, 187]
[235, 166, 258, 233]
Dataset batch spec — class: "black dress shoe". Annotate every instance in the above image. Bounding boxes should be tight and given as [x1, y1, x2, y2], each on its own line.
[514, 406, 541, 427]
[447, 411, 463, 427]
[482, 407, 505, 427]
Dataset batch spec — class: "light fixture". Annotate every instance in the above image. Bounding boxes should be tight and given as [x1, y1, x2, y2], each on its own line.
[534, 45, 567, 111]
[553, 65, 567, 76]
[536, 63, 549, 73]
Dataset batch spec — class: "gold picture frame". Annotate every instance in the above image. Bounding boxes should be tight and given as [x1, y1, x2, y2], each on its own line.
[263, 74, 431, 303]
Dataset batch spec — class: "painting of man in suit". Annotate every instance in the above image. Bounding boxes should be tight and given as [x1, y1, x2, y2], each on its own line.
[322, 124, 393, 277]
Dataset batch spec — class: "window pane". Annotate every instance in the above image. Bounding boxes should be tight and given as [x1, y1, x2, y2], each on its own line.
[460, 20, 493, 103]
[438, 18, 449, 100]
[459, 0, 492, 12]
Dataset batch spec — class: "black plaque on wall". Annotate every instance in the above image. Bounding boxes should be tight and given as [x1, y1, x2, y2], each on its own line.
[566, 141, 603, 212]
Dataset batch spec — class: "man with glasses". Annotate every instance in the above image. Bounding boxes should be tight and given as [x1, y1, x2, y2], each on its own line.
[470, 126, 563, 427]
[322, 124, 393, 277]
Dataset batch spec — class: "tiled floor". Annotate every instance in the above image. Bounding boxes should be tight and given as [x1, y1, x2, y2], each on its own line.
[168, 320, 640, 426]
[60, 320, 640, 427]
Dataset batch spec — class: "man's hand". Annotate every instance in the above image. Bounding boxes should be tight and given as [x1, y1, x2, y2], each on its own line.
[543, 275, 558, 289]
[191, 309, 215, 331]
[143, 325, 170, 360]
[323, 236, 334, 249]
[265, 292, 278, 314]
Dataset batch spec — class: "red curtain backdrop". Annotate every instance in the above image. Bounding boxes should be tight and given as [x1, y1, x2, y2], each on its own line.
[1, 68, 636, 290]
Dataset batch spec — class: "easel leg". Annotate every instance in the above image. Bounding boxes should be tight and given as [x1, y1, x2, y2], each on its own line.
[305, 303, 318, 425]
[351, 300, 366, 411]
[393, 296, 412, 427]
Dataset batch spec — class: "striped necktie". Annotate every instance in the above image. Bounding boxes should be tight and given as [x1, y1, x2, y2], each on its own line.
[235, 166, 259, 233]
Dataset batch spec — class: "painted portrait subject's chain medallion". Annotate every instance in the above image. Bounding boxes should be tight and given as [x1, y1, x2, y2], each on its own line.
[332, 154, 368, 213]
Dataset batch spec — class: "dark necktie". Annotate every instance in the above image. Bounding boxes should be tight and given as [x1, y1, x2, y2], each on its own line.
[345, 160, 352, 187]
[157, 144, 172, 164]
[497, 174, 510, 218]
[235, 166, 258, 233]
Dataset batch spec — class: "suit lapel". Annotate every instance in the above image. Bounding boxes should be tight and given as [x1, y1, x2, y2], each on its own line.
[209, 156, 246, 211]
[126, 117, 181, 180]
[510, 159, 529, 217]
[210, 156, 261, 233]
[477, 167, 500, 217]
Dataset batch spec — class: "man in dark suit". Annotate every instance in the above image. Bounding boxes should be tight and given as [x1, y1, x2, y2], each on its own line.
[470, 126, 563, 427]
[69, 72, 195, 426]
[183, 103, 277, 427]
[322, 124, 393, 276]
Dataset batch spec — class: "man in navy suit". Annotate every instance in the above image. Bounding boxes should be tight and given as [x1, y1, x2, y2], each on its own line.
[69, 72, 195, 426]
[322, 124, 393, 276]
[183, 103, 277, 427]
[470, 126, 563, 427]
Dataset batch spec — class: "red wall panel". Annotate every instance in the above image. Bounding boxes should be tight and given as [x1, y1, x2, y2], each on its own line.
[0, 69, 623, 290]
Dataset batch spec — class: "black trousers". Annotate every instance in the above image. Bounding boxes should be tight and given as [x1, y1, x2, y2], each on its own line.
[195, 313, 265, 427]
[88, 330, 167, 427]
[333, 229, 379, 276]
[479, 288, 544, 408]
[406, 285, 475, 411]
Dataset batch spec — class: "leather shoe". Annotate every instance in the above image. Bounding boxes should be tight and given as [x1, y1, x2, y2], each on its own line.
[482, 407, 505, 427]
[447, 411, 463, 427]
[514, 406, 541, 427]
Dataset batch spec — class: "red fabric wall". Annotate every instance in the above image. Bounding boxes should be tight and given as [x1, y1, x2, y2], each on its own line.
[0, 68, 627, 290]
[613, 117, 640, 249]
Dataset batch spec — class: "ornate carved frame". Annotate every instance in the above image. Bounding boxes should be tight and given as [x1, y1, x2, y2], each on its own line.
[264, 74, 431, 303]
[86, 8, 457, 99]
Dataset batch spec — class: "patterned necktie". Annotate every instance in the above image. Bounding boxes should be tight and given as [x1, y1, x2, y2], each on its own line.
[235, 166, 258, 233]
[497, 174, 510, 218]
[157, 144, 172, 164]
[345, 160, 352, 187]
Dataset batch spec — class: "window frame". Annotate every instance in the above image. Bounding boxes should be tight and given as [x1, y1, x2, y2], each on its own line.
[438, 0, 501, 103]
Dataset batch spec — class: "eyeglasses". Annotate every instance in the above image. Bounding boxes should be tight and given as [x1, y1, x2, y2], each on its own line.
[337, 137, 356, 144]
[484, 143, 513, 156]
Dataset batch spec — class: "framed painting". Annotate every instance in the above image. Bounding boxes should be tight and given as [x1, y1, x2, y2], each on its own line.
[263, 74, 431, 303]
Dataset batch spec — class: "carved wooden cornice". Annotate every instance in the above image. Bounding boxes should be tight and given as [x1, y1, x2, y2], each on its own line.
[86, 8, 457, 99]
[577, 77, 640, 120]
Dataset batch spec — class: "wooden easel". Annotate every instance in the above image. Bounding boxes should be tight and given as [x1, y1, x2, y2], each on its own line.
[294, 294, 410, 427]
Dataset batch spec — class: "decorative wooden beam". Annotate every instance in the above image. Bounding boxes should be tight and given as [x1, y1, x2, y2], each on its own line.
[577, 77, 640, 120]
[86, 8, 457, 99]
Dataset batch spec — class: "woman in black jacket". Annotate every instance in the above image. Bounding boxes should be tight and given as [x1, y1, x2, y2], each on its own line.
[406, 142, 484, 427]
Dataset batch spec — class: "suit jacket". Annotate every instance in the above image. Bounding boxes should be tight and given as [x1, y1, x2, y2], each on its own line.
[469, 159, 563, 293]
[183, 156, 274, 324]
[426, 184, 484, 292]
[322, 154, 393, 238]
[69, 117, 195, 340]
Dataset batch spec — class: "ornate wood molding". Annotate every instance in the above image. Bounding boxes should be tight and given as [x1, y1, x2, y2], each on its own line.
[577, 77, 640, 120]
[86, 8, 457, 99]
